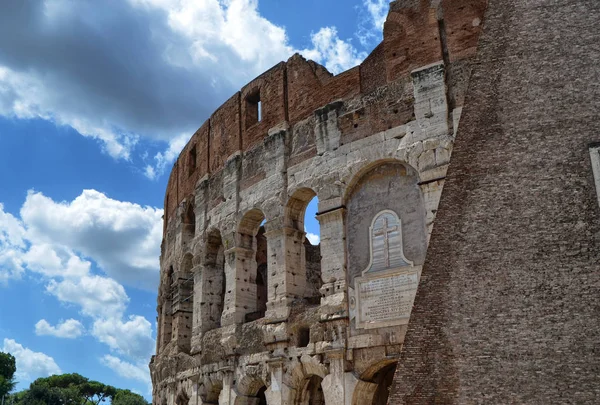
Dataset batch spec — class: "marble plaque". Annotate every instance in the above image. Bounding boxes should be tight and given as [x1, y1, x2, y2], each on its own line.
[353, 210, 419, 329]
[354, 268, 420, 329]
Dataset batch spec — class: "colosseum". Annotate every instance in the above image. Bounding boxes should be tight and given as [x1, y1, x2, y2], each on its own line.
[150, 0, 600, 403]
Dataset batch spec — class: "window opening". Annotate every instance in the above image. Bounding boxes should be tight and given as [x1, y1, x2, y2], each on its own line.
[188, 145, 197, 176]
[245, 89, 262, 128]
[298, 326, 310, 347]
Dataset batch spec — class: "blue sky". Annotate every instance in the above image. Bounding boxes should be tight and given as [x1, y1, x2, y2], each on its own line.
[0, 0, 389, 399]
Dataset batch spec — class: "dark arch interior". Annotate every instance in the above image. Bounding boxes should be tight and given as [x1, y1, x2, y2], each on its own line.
[299, 375, 325, 405]
[256, 386, 267, 405]
[371, 363, 397, 405]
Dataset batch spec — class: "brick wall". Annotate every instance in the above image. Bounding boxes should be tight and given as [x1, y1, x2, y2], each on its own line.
[388, 0, 600, 403]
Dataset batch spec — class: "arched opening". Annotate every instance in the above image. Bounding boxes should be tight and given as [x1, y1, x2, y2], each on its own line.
[202, 230, 226, 331]
[176, 391, 189, 405]
[352, 360, 398, 405]
[286, 189, 322, 303]
[255, 386, 267, 405]
[297, 375, 325, 405]
[182, 197, 196, 240]
[255, 226, 268, 319]
[199, 381, 222, 405]
[238, 208, 268, 323]
[371, 363, 397, 405]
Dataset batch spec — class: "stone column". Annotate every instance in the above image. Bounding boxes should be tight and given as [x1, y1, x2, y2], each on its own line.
[265, 360, 293, 405]
[219, 369, 234, 405]
[321, 350, 358, 405]
[264, 222, 307, 321]
[317, 206, 348, 319]
[221, 246, 258, 326]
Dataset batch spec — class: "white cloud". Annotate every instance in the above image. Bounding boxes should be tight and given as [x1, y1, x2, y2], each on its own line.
[0, 203, 26, 284]
[21, 189, 163, 290]
[303, 27, 367, 75]
[2, 339, 61, 382]
[100, 355, 151, 385]
[357, 0, 390, 47]
[306, 232, 320, 246]
[46, 275, 129, 319]
[92, 316, 155, 361]
[35, 319, 85, 339]
[0, 0, 369, 169]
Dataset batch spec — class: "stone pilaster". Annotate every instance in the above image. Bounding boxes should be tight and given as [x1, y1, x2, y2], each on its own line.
[221, 246, 258, 326]
[264, 223, 307, 321]
[317, 206, 348, 320]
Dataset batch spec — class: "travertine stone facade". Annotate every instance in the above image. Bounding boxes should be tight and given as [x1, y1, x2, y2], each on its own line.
[150, 1, 487, 404]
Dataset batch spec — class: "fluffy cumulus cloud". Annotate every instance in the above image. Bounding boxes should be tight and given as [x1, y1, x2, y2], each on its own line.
[35, 319, 85, 339]
[100, 355, 151, 386]
[0, 0, 368, 171]
[46, 276, 129, 319]
[2, 339, 61, 382]
[0, 191, 158, 386]
[92, 316, 155, 361]
[0, 204, 26, 283]
[357, 0, 391, 46]
[306, 232, 321, 246]
[21, 189, 163, 290]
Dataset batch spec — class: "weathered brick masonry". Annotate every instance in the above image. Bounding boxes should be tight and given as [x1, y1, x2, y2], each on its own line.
[388, 0, 600, 403]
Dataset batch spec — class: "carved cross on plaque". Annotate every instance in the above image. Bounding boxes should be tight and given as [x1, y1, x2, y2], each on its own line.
[365, 210, 413, 274]
[373, 216, 399, 268]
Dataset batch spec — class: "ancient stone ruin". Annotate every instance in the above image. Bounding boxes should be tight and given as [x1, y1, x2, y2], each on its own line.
[151, 0, 600, 403]
[150, 0, 486, 403]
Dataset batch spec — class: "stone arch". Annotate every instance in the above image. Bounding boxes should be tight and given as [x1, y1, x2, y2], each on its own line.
[286, 187, 317, 230]
[199, 378, 223, 405]
[198, 228, 226, 333]
[234, 374, 268, 405]
[236, 208, 268, 323]
[286, 355, 329, 404]
[296, 375, 325, 405]
[341, 159, 419, 206]
[352, 359, 398, 405]
[343, 160, 427, 289]
[182, 195, 196, 241]
[175, 387, 190, 405]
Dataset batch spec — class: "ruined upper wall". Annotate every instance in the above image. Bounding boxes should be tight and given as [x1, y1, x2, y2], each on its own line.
[163, 0, 486, 231]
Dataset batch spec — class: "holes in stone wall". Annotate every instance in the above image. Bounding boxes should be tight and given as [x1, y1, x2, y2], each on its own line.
[204, 231, 226, 331]
[298, 326, 310, 347]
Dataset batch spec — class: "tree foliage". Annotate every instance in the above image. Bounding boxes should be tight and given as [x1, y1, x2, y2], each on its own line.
[9, 373, 149, 405]
[0, 351, 17, 399]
